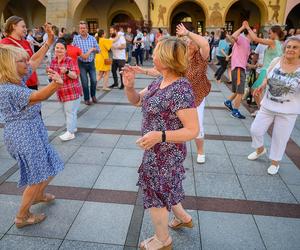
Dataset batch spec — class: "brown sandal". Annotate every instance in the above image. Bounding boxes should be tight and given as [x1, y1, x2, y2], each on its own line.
[168, 217, 193, 230]
[140, 235, 172, 250]
[15, 213, 46, 228]
[33, 193, 55, 205]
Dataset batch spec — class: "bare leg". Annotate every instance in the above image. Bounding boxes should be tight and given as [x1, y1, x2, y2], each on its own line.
[140, 207, 172, 249]
[16, 183, 41, 219]
[232, 94, 243, 109]
[271, 160, 279, 167]
[195, 138, 204, 155]
[34, 176, 54, 201]
[103, 71, 110, 89]
[171, 203, 192, 222]
[228, 93, 237, 101]
[256, 146, 265, 154]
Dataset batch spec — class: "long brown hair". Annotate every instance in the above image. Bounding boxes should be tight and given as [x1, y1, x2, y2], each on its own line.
[4, 16, 24, 36]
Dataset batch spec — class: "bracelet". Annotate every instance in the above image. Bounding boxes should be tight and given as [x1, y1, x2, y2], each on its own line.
[162, 130, 166, 142]
[44, 43, 49, 49]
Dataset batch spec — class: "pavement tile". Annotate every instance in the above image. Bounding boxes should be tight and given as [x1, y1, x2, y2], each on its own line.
[287, 185, 300, 203]
[83, 134, 120, 148]
[199, 211, 265, 250]
[98, 119, 128, 130]
[51, 163, 103, 188]
[238, 175, 297, 203]
[254, 215, 300, 250]
[193, 153, 235, 174]
[183, 171, 196, 196]
[115, 135, 141, 150]
[68, 146, 113, 166]
[203, 124, 220, 135]
[195, 172, 245, 199]
[224, 141, 253, 156]
[60, 240, 123, 250]
[0, 195, 20, 233]
[218, 125, 250, 136]
[106, 148, 143, 167]
[51, 132, 90, 146]
[8, 199, 83, 238]
[0, 159, 16, 176]
[49, 144, 80, 162]
[230, 155, 269, 176]
[191, 140, 227, 155]
[93, 165, 138, 191]
[278, 163, 300, 186]
[0, 235, 62, 250]
[66, 202, 133, 245]
[139, 210, 201, 250]
[0, 146, 13, 159]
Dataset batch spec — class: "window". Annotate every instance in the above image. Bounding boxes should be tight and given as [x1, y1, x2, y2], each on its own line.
[225, 21, 234, 32]
[86, 19, 98, 34]
[197, 21, 204, 34]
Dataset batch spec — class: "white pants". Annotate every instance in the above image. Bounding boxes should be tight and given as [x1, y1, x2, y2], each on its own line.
[62, 98, 81, 133]
[250, 106, 297, 161]
[196, 98, 205, 139]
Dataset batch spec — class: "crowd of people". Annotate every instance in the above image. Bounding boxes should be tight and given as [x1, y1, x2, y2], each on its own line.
[0, 15, 299, 250]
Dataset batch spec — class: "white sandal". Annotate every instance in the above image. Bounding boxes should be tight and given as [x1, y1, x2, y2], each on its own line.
[140, 235, 172, 250]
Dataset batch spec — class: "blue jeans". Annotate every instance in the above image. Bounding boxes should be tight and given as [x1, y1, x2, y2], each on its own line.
[78, 60, 97, 101]
[63, 98, 81, 133]
[126, 44, 133, 64]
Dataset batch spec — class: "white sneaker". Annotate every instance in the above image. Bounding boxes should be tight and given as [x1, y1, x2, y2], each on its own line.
[267, 165, 280, 175]
[59, 131, 75, 141]
[197, 154, 206, 164]
[247, 148, 267, 160]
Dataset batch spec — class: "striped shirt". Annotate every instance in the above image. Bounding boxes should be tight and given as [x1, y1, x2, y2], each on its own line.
[72, 34, 100, 62]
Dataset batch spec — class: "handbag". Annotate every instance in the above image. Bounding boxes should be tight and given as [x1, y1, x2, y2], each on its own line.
[104, 58, 112, 65]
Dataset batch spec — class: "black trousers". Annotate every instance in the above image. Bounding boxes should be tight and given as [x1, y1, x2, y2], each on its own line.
[215, 56, 228, 80]
[111, 59, 126, 87]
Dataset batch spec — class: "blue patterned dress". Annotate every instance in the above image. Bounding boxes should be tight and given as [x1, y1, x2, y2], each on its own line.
[0, 67, 64, 187]
[138, 77, 195, 211]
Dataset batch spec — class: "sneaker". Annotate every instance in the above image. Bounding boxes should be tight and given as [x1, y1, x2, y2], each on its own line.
[231, 109, 246, 119]
[247, 148, 267, 160]
[197, 154, 205, 164]
[224, 100, 233, 111]
[267, 165, 280, 175]
[59, 131, 75, 141]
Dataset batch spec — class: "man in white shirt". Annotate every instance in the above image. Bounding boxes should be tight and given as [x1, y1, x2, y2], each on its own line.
[110, 26, 126, 89]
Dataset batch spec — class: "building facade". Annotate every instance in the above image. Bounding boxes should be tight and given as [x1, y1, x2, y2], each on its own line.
[0, 0, 299, 33]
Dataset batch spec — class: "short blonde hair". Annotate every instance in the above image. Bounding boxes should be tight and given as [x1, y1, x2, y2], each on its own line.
[154, 36, 188, 76]
[0, 44, 29, 84]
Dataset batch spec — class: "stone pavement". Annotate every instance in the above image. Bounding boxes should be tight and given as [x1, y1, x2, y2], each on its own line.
[0, 61, 300, 250]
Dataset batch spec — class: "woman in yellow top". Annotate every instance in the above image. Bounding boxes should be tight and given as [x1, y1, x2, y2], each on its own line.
[95, 29, 113, 91]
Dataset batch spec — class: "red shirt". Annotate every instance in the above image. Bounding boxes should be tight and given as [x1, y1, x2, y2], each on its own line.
[50, 56, 82, 102]
[0, 36, 38, 87]
[66, 45, 82, 73]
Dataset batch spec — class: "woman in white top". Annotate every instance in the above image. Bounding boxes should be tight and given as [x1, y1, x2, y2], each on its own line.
[248, 35, 300, 175]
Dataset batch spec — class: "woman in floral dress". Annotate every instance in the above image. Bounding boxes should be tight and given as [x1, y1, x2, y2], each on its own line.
[0, 24, 64, 228]
[122, 37, 199, 250]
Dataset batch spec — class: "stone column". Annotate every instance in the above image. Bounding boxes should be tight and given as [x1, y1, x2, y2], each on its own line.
[46, 0, 72, 29]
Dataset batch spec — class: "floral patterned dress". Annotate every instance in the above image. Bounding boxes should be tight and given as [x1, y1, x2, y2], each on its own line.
[0, 67, 64, 187]
[138, 76, 195, 211]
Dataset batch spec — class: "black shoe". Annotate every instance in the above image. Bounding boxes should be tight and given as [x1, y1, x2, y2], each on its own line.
[109, 84, 118, 89]
[92, 96, 98, 103]
[84, 100, 91, 105]
[119, 85, 124, 90]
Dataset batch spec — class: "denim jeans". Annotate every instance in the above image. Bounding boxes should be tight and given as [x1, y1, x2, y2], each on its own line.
[63, 98, 81, 133]
[78, 60, 97, 101]
[126, 44, 133, 64]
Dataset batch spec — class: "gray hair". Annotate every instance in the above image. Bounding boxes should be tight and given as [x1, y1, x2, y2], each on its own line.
[283, 35, 300, 50]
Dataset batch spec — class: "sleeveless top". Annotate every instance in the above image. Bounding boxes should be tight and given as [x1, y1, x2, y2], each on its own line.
[186, 49, 211, 106]
[262, 40, 282, 70]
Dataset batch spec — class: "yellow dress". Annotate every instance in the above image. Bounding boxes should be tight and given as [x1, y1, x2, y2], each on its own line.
[95, 38, 113, 72]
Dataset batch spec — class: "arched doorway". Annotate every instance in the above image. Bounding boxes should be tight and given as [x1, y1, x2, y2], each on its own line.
[285, 3, 300, 30]
[76, 0, 143, 34]
[170, 1, 206, 35]
[1, 0, 46, 28]
[225, 0, 262, 32]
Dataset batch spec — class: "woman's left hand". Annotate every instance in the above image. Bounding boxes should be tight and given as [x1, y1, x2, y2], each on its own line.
[136, 131, 162, 150]
[44, 22, 54, 44]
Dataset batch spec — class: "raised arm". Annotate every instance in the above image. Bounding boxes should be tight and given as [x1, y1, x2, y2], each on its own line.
[231, 24, 246, 42]
[176, 23, 210, 60]
[243, 21, 275, 47]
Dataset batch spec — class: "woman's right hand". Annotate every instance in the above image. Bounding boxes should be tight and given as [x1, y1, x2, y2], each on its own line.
[47, 69, 63, 85]
[253, 84, 265, 97]
[121, 66, 136, 89]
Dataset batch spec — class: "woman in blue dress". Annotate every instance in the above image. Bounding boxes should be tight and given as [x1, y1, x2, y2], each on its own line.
[0, 24, 64, 228]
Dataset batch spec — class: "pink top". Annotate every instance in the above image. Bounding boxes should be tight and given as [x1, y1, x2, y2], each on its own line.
[231, 35, 251, 70]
